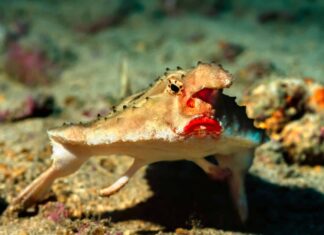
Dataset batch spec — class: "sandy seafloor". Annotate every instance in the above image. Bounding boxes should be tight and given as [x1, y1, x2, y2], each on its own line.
[0, 0, 323, 234]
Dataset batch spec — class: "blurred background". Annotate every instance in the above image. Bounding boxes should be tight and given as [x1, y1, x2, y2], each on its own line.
[0, 0, 323, 234]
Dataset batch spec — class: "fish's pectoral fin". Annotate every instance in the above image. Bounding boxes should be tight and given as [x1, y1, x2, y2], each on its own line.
[227, 169, 248, 223]
[193, 158, 232, 181]
[215, 150, 254, 223]
[99, 158, 149, 197]
[12, 141, 88, 210]
[12, 165, 59, 209]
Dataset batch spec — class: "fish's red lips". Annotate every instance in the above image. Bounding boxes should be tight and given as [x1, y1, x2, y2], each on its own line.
[182, 116, 222, 138]
[182, 87, 222, 138]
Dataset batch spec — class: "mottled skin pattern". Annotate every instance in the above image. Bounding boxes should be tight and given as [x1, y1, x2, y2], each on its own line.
[12, 62, 265, 222]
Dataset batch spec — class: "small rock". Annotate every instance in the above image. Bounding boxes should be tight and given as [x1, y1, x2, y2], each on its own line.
[237, 61, 275, 82]
[175, 227, 190, 234]
[218, 40, 244, 62]
[258, 10, 297, 24]
[0, 94, 56, 122]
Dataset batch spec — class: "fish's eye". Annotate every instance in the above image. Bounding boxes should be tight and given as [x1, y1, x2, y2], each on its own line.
[171, 84, 180, 93]
[167, 78, 183, 95]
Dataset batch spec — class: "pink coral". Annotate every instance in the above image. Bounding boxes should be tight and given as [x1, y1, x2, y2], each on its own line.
[5, 43, 54, 86]
[42, 202, 69, 223]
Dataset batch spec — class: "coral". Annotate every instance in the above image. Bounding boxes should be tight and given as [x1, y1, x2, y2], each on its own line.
[243, 78, 324, 164]
[280, 114, 324, 165]
[243, 79, 308, 135]
[41, 202, 69, 223]
[306, 82, 324, 113]
[5, 43, 54, 86]
[4, 22, 76, 87]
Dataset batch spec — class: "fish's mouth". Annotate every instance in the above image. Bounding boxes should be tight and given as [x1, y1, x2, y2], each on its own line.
[182, 116, 222, 138]
[182, 88, 222, 138]
[192, 88, 218, 105]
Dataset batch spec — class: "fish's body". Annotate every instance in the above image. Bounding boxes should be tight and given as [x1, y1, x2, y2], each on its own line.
[13, 62, 265, 223]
